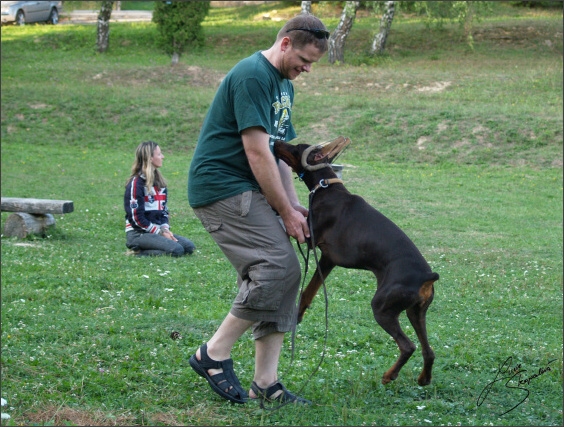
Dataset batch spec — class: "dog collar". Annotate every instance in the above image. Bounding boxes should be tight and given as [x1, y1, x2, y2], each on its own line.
[310, 178, 343, 195]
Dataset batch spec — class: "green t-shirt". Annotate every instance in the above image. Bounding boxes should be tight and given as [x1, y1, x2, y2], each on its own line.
[188, 51, 297, 208]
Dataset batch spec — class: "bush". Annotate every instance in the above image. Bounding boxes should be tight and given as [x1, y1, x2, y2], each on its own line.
[152, 1, 210, 60]
[511, 1, 563, 7]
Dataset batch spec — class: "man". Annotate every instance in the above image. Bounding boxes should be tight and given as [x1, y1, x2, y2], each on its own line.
[188, 14, 329, 405]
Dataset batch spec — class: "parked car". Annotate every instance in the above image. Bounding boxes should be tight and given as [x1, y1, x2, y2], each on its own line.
[1, 1, 62, 25]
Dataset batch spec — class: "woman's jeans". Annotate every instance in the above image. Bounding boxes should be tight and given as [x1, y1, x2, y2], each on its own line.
[126, 230, 195, 257]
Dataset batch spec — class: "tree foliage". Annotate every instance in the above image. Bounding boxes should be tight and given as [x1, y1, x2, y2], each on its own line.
[405, 2, 493, 50]
[152, 1, 210, 64]
[361, 1, 494, 55]
[414, 1, 493, 30]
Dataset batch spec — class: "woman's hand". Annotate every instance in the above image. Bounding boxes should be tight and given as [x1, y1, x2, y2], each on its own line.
[162, 230, 178, 242]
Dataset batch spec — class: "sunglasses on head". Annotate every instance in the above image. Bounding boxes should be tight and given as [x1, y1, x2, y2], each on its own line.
[286, 28, 330, 40]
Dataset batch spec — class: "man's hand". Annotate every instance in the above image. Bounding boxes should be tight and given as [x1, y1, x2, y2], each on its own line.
[282, 203, 310, 243]
[292, 203, 309, 218]
[241, 127, 310, 243]
[279, 204, 310, 244]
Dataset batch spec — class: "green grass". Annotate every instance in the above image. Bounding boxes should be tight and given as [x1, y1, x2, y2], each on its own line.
[1, 2, 562, 426]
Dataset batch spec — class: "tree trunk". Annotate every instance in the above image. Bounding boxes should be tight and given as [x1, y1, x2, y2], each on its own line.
[328, 1, 359, 64]
[3, 213, 55, 238]
[170, 37, 181, 66]
[97, 1, 114, 53]
[371, 1, 395, 55]
[171, 52, 179, 66]
[464, 1, 475, 49]
[301, 1, 312, 15]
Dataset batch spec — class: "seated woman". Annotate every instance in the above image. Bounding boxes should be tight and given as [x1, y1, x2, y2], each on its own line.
[124, 141, 195, 257]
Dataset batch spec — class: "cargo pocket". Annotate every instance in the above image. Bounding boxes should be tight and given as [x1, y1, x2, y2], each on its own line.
[235, 264, 287, 311]
[228, 190, 253, 217]
[239, 190, 252, 217]
[194, 208, 222, 233]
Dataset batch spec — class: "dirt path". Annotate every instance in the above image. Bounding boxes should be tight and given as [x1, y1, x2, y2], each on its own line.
[62, 10, 152, 24]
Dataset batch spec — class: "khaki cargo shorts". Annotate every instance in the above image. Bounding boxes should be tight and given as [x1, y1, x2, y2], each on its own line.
[193, 191, 302, 339]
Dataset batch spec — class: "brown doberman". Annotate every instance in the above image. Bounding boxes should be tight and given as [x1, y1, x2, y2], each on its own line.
[274, 137, 440, 386]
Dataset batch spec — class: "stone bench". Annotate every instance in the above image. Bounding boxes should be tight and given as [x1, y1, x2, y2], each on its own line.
[1, 197, 74, 238]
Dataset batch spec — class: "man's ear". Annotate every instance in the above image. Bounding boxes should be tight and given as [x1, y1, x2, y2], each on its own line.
[281, 36, 291, 52]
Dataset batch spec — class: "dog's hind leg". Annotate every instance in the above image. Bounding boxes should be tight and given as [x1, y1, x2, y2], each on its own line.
[297, 255, 334, 323]
[406, 280, 436, 386]
[371, 289, 417, 384]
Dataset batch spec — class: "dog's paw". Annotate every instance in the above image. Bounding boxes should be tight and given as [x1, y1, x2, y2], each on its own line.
[297, 307, 308, 324]
[417, 374, 432, 386]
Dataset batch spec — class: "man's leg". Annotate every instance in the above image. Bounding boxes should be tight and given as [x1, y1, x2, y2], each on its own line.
[195, 313, 253, 372]
[249, 331, 285, 398]
[190, 313, 253, 403]
[191, 192, 303, 402]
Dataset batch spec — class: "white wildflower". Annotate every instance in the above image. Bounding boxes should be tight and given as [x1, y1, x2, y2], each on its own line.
[1, 398, 10, 420]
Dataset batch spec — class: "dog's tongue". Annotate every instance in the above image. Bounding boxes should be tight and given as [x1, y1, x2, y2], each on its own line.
[318, 136, 351, 162]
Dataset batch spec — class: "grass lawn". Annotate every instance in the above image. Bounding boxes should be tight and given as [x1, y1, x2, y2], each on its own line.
[1, 2, 562, 426]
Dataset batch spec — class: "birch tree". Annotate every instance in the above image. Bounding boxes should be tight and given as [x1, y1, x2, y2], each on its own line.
[328, 1, 360, 64]
[463, 1, 475, 49]
[371, 1, 395, 55]
[301, 1, 312, 15]
[96, 1, 114, 53]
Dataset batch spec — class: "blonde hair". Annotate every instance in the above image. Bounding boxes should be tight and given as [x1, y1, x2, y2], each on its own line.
[126, 141, 167, 191]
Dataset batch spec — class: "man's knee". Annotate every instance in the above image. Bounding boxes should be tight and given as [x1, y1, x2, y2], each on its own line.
[285, 251, 302, 287]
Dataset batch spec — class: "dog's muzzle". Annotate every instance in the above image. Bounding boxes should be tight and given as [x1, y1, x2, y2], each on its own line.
[301, 136, 351, 171]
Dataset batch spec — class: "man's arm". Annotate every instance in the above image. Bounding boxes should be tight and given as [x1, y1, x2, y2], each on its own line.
[278, 160, 308, 218]
[241, 127, 309, 243]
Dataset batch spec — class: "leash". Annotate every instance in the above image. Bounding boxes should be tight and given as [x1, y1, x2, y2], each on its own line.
[262, 178, 341, 411]
[299, 178, 345, 385]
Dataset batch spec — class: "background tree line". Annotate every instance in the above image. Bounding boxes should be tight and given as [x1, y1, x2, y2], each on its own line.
[93, 1, 561, 64]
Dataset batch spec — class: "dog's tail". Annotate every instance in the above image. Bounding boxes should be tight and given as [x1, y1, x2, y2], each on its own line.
[419, 272, 439, 302]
